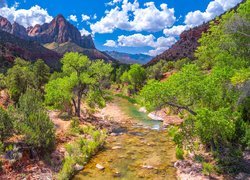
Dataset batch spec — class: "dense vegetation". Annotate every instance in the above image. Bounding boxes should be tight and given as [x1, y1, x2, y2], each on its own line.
[138, 1, 250, 173]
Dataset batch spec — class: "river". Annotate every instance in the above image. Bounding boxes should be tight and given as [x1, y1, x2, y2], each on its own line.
[74, 97, 177, 180]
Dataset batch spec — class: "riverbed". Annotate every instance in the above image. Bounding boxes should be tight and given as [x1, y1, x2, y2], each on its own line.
[74, 97, 177, 180]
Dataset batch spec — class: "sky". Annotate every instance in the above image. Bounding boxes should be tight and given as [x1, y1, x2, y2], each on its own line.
[0, 0, 243, 56]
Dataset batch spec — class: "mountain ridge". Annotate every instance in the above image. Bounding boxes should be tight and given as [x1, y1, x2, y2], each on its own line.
[105, 51, 152, 64]
[0, 14, 117, 64]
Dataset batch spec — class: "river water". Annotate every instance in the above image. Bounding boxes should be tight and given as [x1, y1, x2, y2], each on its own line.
[74, 98, 177, 180]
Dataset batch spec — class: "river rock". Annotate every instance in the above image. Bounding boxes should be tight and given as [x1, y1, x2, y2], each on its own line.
[139, 107, 147, 113]
[96, 164, 105, 170]
[148, 113, 164, 121]
[142, 165, 154, 169]
[112, 146, 122, 150]
[74, 164, 84, 171]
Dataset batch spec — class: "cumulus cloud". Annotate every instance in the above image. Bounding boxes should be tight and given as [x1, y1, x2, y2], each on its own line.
[163, 25, 190, 36]
[118, 34, 155, 47]
[80, 28, 91, 36]
[104, 40, 117, 47]
[106, 33, 177, 56]
[81, 14, 90, 21]
[185, 0, 243, 27]
[91, 0, 176, 34]
[69, 14, 77, 22]
[0, 5, 53, 27]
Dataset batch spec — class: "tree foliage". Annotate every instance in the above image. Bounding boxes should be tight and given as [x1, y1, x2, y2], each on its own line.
[45, 52, 113, 117]
[138, 1, 250, 160]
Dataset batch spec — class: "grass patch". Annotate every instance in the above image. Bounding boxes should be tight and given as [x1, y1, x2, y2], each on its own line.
[58, 124, 107, 180]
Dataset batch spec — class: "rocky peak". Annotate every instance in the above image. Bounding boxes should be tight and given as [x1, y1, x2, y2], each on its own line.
[0, 14, 96, 49]
[0, 16, 12, 33]
[81, 35, 95, 49]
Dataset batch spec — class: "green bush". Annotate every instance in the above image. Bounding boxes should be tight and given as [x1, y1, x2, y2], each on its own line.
[58, 126, 106, 179]
[176, 147, 184, 160]
[202, 162, 215, 176]
[15, 89, 55, 151]
[58, 157, 75, 180]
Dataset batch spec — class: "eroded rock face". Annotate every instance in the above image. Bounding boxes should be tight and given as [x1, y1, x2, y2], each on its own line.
[0, 16, 12, 33]
[0, 14, 95, 49]
[146, 23, 209, 66]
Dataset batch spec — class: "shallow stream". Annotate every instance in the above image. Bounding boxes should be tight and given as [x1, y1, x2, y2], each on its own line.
[74, 98, 176, 180]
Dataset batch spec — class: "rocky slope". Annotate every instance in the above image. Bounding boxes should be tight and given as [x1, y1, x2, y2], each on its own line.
[0, 29, 61, 71]
[105, 51, 152, 64]
[146, 23, 209, 66]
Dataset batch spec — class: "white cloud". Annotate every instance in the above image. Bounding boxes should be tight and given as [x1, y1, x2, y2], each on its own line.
[80, 28, 91, 36]
[118, 34, 155, 47]
[163, 25, 190, 36]
[93, 14, 97, 19]
[91, 0, 176, 34]
[0, 5, 53, 27]
[106, 0, 123, 6]
[104, 40, 117, 47]
[106, 33, 176, 56]
[69, 14, 77, 22]
[81, 14, 90, 21]
[185, 0, 243, 27]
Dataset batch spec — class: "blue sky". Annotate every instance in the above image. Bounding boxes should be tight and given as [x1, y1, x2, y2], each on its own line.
[0, 0, 242, 56]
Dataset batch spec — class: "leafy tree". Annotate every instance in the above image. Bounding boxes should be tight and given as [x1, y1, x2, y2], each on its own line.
[120, 64, 146, 93]
[5, 58, 51, 102]
[32, 59, 50, 90]
[45, 52, 113, 117]
[6, 59, 35, 102]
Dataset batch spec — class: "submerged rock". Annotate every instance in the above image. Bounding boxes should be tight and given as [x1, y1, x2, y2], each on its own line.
[148, 113, 164, 121]
[96, 164, 105, 170]
[139, 107, 147, 113]
[112, 146, 122, 150]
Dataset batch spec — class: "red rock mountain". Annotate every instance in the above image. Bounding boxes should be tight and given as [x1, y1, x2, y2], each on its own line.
[0, 29, 61, 71]
[146, 23, 209, 66]
[0, 15, 117, 64]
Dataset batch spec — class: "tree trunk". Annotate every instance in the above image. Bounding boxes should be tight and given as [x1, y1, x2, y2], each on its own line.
[76, 91, 81, 117]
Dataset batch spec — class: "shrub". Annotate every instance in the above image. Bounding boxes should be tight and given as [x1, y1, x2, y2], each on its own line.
[176, 147, 184, 160]
[0, 107, 13, 142]
[202, 162, 215, 176]
[58, 157, 75, 180]
[15, 89, 55, 151]
[58, 126, 106, 179]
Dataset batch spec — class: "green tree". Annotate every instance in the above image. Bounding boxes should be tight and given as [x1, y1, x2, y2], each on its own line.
[32, 59, 50, 90]
[14, 89, 55, 151]
[45, 52, 113, 117]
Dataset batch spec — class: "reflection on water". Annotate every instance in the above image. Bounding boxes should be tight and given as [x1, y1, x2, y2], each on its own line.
[74, 97, 176, 180]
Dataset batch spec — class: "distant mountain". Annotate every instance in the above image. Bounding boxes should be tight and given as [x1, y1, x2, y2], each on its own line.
[44, 42, 118, 63]
[105, 51, 152, 64]
[0, 15, 117, 63]
[0, 29, 61, 71]
[146, 23, 209, 66]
